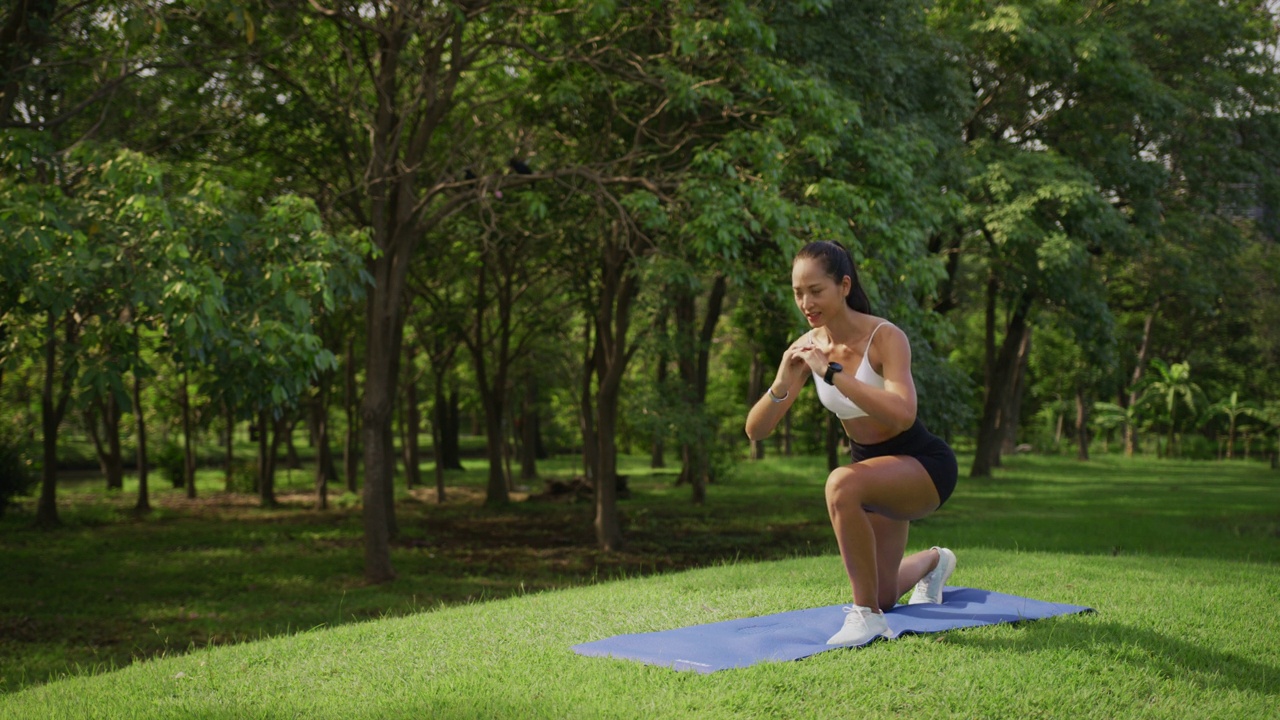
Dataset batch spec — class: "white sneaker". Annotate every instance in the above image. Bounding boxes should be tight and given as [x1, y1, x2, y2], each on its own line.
[908, 547, 956, 605]
[826, 605, 889, 646]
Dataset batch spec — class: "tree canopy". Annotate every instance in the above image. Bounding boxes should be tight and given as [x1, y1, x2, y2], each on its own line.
[2, 0, 1277, 569]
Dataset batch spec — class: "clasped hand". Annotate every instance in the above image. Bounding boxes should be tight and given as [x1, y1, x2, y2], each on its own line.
[779, 341, 829, 384]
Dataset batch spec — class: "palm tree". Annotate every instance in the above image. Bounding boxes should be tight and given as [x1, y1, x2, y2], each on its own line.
[1244, 401, 1280, 469]
[1209, 391, 1254, 459]
[1092, 401, 1145, 455]
[1136, 359, 1205, 458]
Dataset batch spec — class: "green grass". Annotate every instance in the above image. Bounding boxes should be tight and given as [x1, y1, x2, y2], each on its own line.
[2, 452, 1278, 718]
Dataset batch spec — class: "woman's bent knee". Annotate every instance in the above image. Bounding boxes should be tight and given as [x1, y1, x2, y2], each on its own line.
[825, 467, 863, 511]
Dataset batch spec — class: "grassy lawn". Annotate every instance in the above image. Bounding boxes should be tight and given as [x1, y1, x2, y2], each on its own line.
[2, 450, 1278, 718]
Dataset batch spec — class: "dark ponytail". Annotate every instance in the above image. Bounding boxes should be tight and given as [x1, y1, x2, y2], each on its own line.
[795, 240, 872, 313]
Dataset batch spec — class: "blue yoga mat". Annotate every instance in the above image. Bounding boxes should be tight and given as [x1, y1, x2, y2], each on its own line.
[572, 587, 1092, 673]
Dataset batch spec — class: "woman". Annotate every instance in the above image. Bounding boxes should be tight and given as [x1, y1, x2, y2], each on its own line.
[744, 240, 958, 646]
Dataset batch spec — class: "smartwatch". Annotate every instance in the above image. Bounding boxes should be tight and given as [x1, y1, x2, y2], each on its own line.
[823, 362, 843, 385]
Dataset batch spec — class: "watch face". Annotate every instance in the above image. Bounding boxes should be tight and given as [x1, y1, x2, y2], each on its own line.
[825, 362, 843, 384]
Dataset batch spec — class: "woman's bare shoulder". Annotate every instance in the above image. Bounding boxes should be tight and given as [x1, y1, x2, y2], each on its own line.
[870, 321, 913, 361]
[786, 330, 816, 350]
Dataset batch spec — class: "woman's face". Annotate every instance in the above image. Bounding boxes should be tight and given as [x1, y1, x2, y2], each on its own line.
[792, 257, 848, 327]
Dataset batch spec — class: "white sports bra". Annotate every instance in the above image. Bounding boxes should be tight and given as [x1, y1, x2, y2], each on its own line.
[811, 323, 889, 420]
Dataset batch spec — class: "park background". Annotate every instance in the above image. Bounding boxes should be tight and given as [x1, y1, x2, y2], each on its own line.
[2, 0, 1279, 716]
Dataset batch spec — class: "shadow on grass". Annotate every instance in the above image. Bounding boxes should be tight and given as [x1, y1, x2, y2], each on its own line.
[944, 618, 1279, 697]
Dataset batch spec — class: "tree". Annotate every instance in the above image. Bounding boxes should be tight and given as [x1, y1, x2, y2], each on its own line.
[930, 0, 1280, 475]
[1, 140, 178, 526]
[1137, 359, 1205, 458]
[1210, 391, 1254, 460]
[419, 185, 576, 506]
[1092, 400, 1145, 456]
[200, 0, 547, 581]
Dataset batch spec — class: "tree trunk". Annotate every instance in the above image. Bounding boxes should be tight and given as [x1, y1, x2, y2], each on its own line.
[651, 309, 669, 470]
[259, 408, 279, 507]
[431, 378, 448, 504]
[314, 378, 334, 510]
[86, 405, 107, 474]
[284, 415, 302, 470]
[479, 393, 509, 503]
[503, 412, 515, 492]
[256, 408, 268, 493]
[468, 255, 514, 505]
[402, 371, 421, 489]
[133, 369, 150, 513]
[519, 372, 538, 480]
[748, 351, 766, 461]
[441, 386, 463, 470]
[675, 274, 726, 504]
[84, 403, 110, 487]
[650, 434, 666, 469]
[999, 327, 1031, 456]
[181, 371, 197, 499]
[674, 287, 699, 490]
[579, 319, 599, 490]
[224, 402, 235, 492]
[1075, 384, 1090, 461]
[983, 271, 997, 394]
[36, 313, 66, 528]
[86, 394, 124, 490]
[592, 236, 640, 551]
[104, 392, 123, 490]
[343, 336, 359, 493]
[404, 379, 419, 484]
[361, 246, 409, 583]
[594, 374, 623, 552]
[971, 291, 1034, 477]
[1125, 300, 1160, 456]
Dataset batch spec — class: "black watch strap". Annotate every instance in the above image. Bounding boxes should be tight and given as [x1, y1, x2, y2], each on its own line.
[824, 362, 843, 385]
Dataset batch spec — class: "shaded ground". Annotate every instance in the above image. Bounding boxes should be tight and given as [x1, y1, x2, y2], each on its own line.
[0, 464, 835, 694]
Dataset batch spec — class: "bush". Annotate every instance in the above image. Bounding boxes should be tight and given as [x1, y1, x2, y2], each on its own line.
[154, 442, 187, 488]
[226, 459, 259, 494]
[1179, 434, 1217, 461]
[0, 439, 35, 519]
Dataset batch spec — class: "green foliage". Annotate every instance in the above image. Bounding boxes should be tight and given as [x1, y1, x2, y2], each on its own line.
[1137, 359, 1206, 428]
[3, 0, 1279, 531]
[333, 491, 361, 510]
[154, 442, 187, 489]
[1178, 434, 1219, 462]
[226, 459, 258, 494]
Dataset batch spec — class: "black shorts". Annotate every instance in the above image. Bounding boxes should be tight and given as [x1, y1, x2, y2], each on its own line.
[851, 419, 957, 508]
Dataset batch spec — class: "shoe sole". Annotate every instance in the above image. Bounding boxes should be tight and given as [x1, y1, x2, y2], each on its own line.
[908, 547, 956, 605]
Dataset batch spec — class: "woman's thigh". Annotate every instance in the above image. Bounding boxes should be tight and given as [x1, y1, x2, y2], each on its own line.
[828, 454, 940, 522]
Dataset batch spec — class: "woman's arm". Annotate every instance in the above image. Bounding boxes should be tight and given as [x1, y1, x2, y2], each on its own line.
[744, 337, 811, 442]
